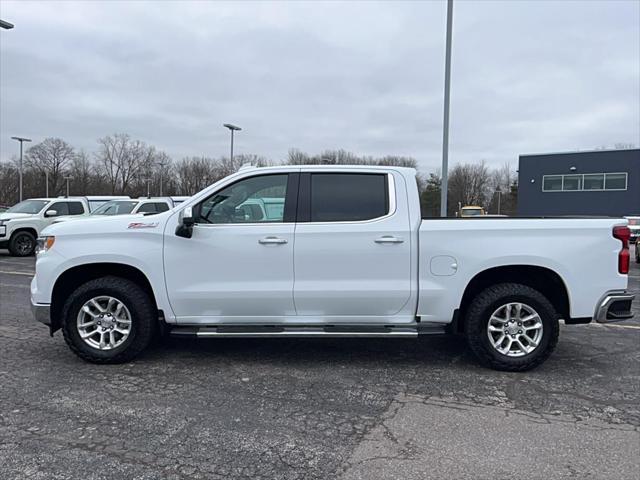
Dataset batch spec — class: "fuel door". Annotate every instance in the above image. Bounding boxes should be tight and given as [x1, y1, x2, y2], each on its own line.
[430, 255, 458, 276]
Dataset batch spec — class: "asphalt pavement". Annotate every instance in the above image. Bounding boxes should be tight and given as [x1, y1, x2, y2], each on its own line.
[0, 247, 638, 480]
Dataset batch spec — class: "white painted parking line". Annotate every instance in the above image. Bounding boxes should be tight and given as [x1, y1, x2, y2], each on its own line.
[590, 323, 640, 330]
[0, 259, 35, 267]
[0, 270, 34, 277]
[0, 282, 30, 289]
[604, 324, 640, 330]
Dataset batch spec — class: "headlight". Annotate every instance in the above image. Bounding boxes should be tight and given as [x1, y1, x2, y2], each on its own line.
[36, 236, 55, 254]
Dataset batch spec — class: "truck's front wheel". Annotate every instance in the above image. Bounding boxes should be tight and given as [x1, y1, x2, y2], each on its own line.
[61, 276, 157, 364]
[465, 283, 559, 372]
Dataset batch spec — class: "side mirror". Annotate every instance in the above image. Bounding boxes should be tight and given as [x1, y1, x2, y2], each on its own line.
[175, 206, 195, 238]
[182, 206, 195, 227]
[44, 209, 58, 218]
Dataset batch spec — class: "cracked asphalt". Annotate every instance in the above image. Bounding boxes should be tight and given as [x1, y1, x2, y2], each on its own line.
[0, 247, 638, 479]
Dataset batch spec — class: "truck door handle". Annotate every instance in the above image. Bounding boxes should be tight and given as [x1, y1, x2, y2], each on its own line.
[259, 237, 288, 245]
[375, 236, 404, 244]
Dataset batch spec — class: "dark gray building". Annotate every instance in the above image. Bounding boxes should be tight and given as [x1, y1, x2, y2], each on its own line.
[517, 148, 639, 217]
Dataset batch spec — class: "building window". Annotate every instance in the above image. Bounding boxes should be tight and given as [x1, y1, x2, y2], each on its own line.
[604, 173, 627, 190]
[542, 172, 627, 192]
[563, 175, 582, 191]
[583, 174, 604, 190]
[543, 175, 563, 191]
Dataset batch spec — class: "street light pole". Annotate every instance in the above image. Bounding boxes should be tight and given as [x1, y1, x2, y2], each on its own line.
[64, 176, 72, 197]
[144, 178, 151, 198]
[496, 186, 502, 215]
[223, 123, 242, 163]
[440, 0, 454, 217]
[11, 136, 32, 202]
[45, 171, 49, 197]
[158, 160, 167, 196]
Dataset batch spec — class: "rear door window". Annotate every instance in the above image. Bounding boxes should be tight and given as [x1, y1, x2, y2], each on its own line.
[67, 202, 85, 215]
[154, 202, 170, 213]
[137, 203, 157, 214]
[309, 173, 388, 222]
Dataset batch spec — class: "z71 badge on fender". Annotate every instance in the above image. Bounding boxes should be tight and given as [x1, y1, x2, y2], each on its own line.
[128, 222, 159, 229]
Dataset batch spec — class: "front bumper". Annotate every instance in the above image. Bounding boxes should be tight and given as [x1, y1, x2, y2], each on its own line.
[594, 292, 635, 323]
[31, 300, 51, 326]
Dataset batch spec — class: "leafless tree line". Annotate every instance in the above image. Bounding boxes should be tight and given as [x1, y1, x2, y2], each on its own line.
[0, 135, 273, 204]
[0, 135, 517, 216]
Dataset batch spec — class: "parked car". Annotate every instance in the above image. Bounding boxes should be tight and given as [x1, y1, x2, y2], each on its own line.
[0, 197, 90, 256]
[0, 204, 9, 213]
[31, 165, 634, 371]
[52, 197, 175, 224]
[624, 215, 639, 244]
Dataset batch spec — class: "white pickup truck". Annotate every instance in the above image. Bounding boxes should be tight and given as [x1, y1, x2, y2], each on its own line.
[30, 166, 635, 371]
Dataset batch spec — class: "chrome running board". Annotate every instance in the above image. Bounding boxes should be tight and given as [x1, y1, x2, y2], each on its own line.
[169, 325, 435, 338]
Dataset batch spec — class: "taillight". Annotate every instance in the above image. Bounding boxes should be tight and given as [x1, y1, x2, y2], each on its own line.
[613, 226, 630, 274]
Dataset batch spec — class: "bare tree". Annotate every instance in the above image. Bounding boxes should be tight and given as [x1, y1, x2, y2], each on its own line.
[0, 161, 19, 205]
[68, 151, 96, 196]
[95, 134, 161, 195]
[24, 138, 75, 197]
[448, 161, 492, 216]
[175, 157, 221, 195]
[286, 148, 418, 168]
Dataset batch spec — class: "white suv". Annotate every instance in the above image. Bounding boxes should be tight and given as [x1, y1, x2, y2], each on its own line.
[0, 197, 90, 256]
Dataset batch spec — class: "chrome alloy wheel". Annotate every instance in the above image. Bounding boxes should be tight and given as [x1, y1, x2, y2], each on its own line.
[76, 296, 132, 350]
[486, 302, 543, 357]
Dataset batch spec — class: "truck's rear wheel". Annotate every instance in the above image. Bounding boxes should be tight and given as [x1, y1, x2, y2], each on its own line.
[61, 276, 157, 364]
[9, 230, 36, 256]
[465, 283, 559, 372]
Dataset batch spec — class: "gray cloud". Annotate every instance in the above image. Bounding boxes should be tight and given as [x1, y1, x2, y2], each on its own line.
[1, 0, 638, 173]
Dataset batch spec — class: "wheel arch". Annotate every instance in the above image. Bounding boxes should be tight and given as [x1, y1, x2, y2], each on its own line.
[455, 265, 570, 333]
[50, 262, 158, 333]
[11, 227, 38, 238]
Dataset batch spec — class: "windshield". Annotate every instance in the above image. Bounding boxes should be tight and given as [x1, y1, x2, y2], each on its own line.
[88, 200, 111, 212]
[92, 200, 138, 215]
[6, 199, 49, 214]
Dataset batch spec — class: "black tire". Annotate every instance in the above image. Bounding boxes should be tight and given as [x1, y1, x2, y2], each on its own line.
[61, 276, 157, 364]
[465, 283, 559, 372]
[9, 230, 36, 256]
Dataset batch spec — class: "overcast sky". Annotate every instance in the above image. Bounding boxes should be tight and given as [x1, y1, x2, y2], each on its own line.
[0, 0, 638, 173]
